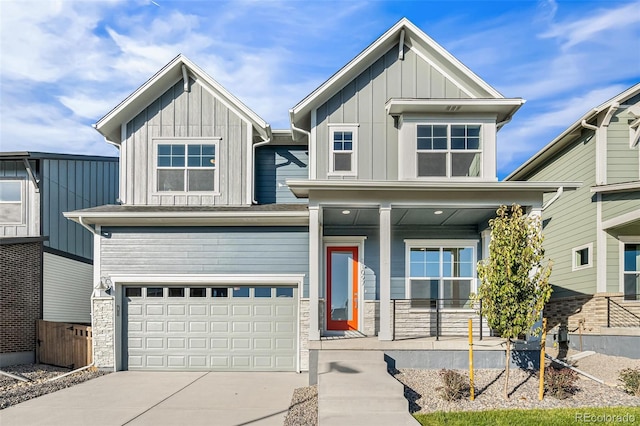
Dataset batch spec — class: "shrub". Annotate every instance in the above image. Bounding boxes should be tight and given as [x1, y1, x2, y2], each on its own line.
[619, 368, 640, 396]
[544, 366, 578, 399]
[436, 369, 469, 401]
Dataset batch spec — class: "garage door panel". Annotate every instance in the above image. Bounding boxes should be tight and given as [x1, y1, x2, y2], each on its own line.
[168, 338, 185, 348]
[167, 305, 186, 316]
[145, 305, 164, 315]
[124, 285, 297, 371]
[189, 305, 207, 315]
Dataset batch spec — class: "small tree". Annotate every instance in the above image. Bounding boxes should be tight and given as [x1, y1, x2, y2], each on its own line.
[475, 204, 552, 399]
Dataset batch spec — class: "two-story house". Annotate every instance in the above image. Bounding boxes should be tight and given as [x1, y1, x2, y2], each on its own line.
[0, 152, 118, 367]
[507, 83, 640, 357]
[65, 18, 574, 373]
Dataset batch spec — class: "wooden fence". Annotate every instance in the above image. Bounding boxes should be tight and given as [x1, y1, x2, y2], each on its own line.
[37, 320, 92, 369]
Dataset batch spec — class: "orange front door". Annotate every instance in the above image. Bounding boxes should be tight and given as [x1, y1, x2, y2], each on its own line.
[326, 246, 359, 331]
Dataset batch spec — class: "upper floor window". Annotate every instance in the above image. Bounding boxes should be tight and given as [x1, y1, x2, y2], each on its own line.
[0, 180, 23, 224]
[416, 124, 481, 178]
[155, 140, 219, 193]
[329, 124, 358, 176]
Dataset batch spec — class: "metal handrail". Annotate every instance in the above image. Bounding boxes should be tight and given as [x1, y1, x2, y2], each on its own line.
[606, 295, 640, 328]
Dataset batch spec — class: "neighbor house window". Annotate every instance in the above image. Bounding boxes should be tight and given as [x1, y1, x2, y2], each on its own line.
[572, 243, 593, 271]
[406, 240, 476, 308]
[328, 125, 358, 176]
[0, 180, 23, 224]
[156, 140, 219, 193]
[623, 243, 640, 300]
[416, 124, 481, 178]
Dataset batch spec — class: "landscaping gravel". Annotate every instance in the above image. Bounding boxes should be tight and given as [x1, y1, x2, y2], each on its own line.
[391, 351, 640, 414]
[0, 364, 109, 409]
[283, 351, 640, 424]
[283, 384, 317, 426]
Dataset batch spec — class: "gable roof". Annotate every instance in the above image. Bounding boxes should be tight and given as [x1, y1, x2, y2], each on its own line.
[507, 82, 640, 181]
[94, 54, 271, 145]
[290, 18, 505, 128]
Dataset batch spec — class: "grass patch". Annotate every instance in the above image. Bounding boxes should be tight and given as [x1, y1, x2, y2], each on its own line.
[414, 407, 640, 426]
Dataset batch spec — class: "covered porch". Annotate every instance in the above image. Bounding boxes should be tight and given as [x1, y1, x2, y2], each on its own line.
[288, 180, 569, 343]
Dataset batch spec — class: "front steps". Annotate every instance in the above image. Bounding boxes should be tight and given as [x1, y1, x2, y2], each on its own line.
[317, 350, 417, 425]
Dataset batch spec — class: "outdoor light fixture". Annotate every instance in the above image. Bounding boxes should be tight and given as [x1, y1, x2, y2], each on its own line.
[434, 210, 443, 215]
[97, 276, 113, 295]
[342, 210, 351, 215]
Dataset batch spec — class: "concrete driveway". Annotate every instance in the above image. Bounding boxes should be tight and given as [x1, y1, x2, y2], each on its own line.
[0, 371, 308, 426]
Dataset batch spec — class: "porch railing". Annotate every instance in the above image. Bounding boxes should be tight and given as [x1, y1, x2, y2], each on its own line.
[606, 295, 640, 328]
[391, 298, 485, 341]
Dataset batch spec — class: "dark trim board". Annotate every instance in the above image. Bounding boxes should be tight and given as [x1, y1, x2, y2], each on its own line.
[0, 236, 49, 245]
[43, 246, 93, 265]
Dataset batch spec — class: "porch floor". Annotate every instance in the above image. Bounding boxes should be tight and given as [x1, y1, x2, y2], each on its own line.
[310, 335, 505, 351]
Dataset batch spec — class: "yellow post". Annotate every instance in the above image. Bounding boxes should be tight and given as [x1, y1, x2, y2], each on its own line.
[469, 318, 475, 401]
[538, 318, 548, 401]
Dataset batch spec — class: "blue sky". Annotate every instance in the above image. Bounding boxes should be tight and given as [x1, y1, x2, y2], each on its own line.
[1, 0, 639, 178]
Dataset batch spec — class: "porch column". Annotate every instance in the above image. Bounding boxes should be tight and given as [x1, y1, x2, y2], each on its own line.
[378, 204, 392, 340]
[308, 204, 321, 340]
[481, 229, 491, 260]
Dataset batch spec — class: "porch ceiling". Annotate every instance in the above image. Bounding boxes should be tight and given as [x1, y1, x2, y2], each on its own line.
[323, 207, 496, 227]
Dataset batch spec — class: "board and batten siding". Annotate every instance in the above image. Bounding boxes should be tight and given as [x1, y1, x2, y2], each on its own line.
[43, 252, 93, 323]
[525, 131, 597, 296]
[43, 158, 118, 260]
[255, 146, 308, 204]
[606, 107, 639, 185]
[122, 78, 249, 206]
[100, 227, 310, 296]
[314, 44, 471, 181]
[0, 160, 39, 237]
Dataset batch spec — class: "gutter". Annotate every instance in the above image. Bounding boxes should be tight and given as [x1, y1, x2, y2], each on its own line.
[289, 109, 311, 142]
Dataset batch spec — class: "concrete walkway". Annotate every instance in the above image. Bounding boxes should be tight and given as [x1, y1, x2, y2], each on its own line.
[317, 350, 418, 425]
[0, 371, 307, 426]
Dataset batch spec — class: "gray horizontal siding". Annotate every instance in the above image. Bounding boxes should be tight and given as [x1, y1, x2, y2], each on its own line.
[43, 252, 92, 323]
[525, 132, 597, 296]
[44, 158, 119, 259]
[255, 146, 308, 204]
[602, 191, 640, 222]
[101, 227, 310, 296]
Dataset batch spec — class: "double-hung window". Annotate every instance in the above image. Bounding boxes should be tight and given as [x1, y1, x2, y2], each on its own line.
[0, 180, 23, 224]
[416, 124, 481, 178]
[406, 240, 477, 308]
[156, 140, 219, 193]
[623, 243, 640, 301]
[328, 125, 358, 176]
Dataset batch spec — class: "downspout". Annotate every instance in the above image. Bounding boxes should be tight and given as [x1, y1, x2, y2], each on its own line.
[181, 64, 190, 92]
[581, 120, 598, 131]
[542, 187, 563, 211]
[78, 216, 98, 235]
[252, 133, 271, 204]
[289, 109, 311, 142]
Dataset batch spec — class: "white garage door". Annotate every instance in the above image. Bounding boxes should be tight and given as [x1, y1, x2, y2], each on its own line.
[123, 285, 297, 371]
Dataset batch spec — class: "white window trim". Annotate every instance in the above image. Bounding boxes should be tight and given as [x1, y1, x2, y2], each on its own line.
[404, 239, 478, 310]
[619, 236, 640, 301]
[0, 179, 25, 225]
[152, 138, 221, 196]
[571, 242, 593, 271]
[327, 123, 359, 177]
[415, 123, 483, 179]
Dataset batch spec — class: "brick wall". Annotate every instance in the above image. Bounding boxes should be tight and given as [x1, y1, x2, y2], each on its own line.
[0, 242, 42, 354]
[545, 293, 640, 334]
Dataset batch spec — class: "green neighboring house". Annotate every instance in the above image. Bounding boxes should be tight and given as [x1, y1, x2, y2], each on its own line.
[508, 83, 640, 357]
